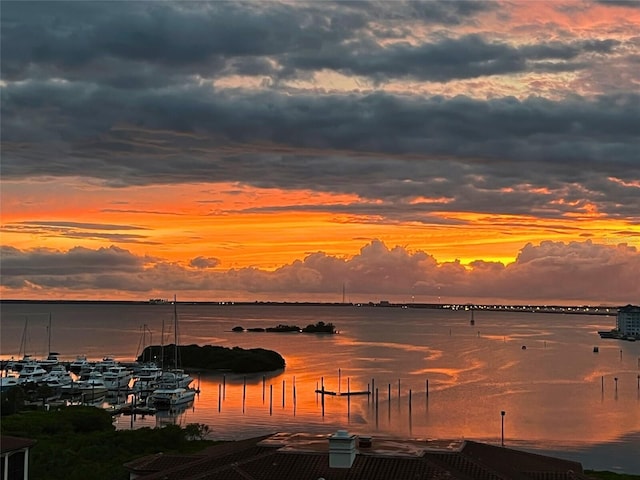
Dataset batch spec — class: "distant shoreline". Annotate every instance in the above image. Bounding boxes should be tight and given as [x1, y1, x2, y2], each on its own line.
[0, 299, 618, 315]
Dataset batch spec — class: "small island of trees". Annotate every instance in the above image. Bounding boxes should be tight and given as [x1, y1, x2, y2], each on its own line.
[137, 344, 285, 374]
[232, 321, 337, 334]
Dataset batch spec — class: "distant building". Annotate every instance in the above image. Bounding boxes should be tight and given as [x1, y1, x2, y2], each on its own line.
[1, 436, 36, 480]
[124, 430, 591, 480]
[616, 304, 640, 336]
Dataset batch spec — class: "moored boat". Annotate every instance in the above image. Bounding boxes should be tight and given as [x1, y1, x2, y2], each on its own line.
[102, 364, 133, 390]
[0, 376, 21, 391]
[148, 386, 196, 409]
[42, 364, 73, 388]
[17, 362, 48, 384]
[69, 355, 90, 373]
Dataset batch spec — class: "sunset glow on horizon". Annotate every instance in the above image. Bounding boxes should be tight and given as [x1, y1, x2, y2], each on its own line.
[1, 1, 639, 304]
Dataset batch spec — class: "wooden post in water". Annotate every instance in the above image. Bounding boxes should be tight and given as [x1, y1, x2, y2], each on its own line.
[282, 380, 285, 408]
[218, 384, 221, 412]
[388, 383, 391, 403]
[338, 368, 341, 394]
[372, 378, 375, 398]
[398, 378, 401, 400]
[223, 374, 226, 400]
[347, 377, 351, 418]
[601, 375, 604, 392]
[367, 383, 370, 404]
[269, 384, 273, 415]
[426, 379, 429, 398]
[409, 389, 412, 413]
[375, 387, 379, 428]
[242, 376, 246, 413]
[130, 394, 135, 428]
[262, 375, 266, 403]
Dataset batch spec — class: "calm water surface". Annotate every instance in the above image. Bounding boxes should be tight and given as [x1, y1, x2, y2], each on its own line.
[1, 303, 639, 473]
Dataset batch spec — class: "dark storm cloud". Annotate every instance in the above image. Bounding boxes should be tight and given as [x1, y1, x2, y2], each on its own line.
[2, 79, 639, 219]
[0, 1, 362, 83]
[1, 1, 618, 86]
[284, 36, 621, 82]
[1, 0, 638, 223]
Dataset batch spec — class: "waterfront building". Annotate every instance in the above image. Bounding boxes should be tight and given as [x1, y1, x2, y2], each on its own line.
[616, 304, 640, 336]
[124, 430, 591, 480]
[0, 436, 35, 480]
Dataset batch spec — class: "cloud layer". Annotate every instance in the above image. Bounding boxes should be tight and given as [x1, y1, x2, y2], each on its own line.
[2, 240, 637, 304]
[1, 1, 639, 302]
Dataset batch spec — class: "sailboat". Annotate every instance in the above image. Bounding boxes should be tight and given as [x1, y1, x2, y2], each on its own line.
[39, 314, 60, 370]
[6, 317, 37, 372]
[148, 296, 196, 409]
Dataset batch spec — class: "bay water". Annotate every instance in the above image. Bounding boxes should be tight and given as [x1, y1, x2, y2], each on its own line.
[1, 302, 638, 473]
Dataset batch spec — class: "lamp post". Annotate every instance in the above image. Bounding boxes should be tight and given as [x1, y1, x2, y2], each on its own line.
[501, 411, 506, 447]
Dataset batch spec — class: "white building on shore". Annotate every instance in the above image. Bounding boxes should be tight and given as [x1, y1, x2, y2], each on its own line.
[616, 304, 640, 337]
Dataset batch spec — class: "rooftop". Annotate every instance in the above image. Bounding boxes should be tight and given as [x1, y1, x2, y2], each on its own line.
[0, 435, 37, 454]
[126, 431, 591, 480]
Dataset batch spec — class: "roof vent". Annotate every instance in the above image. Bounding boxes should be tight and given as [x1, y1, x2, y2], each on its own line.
[329, 430, 356, 468]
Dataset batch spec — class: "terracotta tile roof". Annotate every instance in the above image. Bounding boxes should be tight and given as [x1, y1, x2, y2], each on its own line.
[461, 441, 590, 480]
[0, 436, 36, 454]
[128, 433, 591, 480]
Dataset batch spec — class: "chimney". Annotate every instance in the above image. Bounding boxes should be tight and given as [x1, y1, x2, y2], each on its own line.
[329, 430, 357, 468]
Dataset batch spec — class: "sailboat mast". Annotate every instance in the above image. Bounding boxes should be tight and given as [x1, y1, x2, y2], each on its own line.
[161, 317, 165, 370]
[19, 316, 28, 357]
[48, 313, 52, 355]
[173, 294, 178, 369]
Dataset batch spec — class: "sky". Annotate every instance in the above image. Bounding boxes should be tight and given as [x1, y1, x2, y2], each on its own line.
[1, 0, 639, 305]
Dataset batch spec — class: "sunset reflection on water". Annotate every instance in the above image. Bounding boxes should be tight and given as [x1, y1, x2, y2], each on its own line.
[1, 303, 638, 470]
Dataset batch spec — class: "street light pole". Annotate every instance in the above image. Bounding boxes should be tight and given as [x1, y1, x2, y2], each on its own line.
[501, 411, 506, 447]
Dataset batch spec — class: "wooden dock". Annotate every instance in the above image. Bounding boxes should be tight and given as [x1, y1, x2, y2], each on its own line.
[315, 389, 370, 396]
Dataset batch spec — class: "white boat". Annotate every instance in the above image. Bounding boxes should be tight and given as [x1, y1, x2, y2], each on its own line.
[102, 364, 133, 390]
[38, 353, 60, 370]
[76, 371, 108, 397]
[135, 363, 163, 382]
[0, 376, 21, 391]
[69, 355, 91, 373]
[158, 370, 193, 389]
[93, 356, 118, 373]
[148, 386, 196, 409]
[42, 364, 73, 388]
[132, 363, 163, 395]
[5, 355, 35, 372]
[161, 296, 194, 389]
[17, 362, 48, 384]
